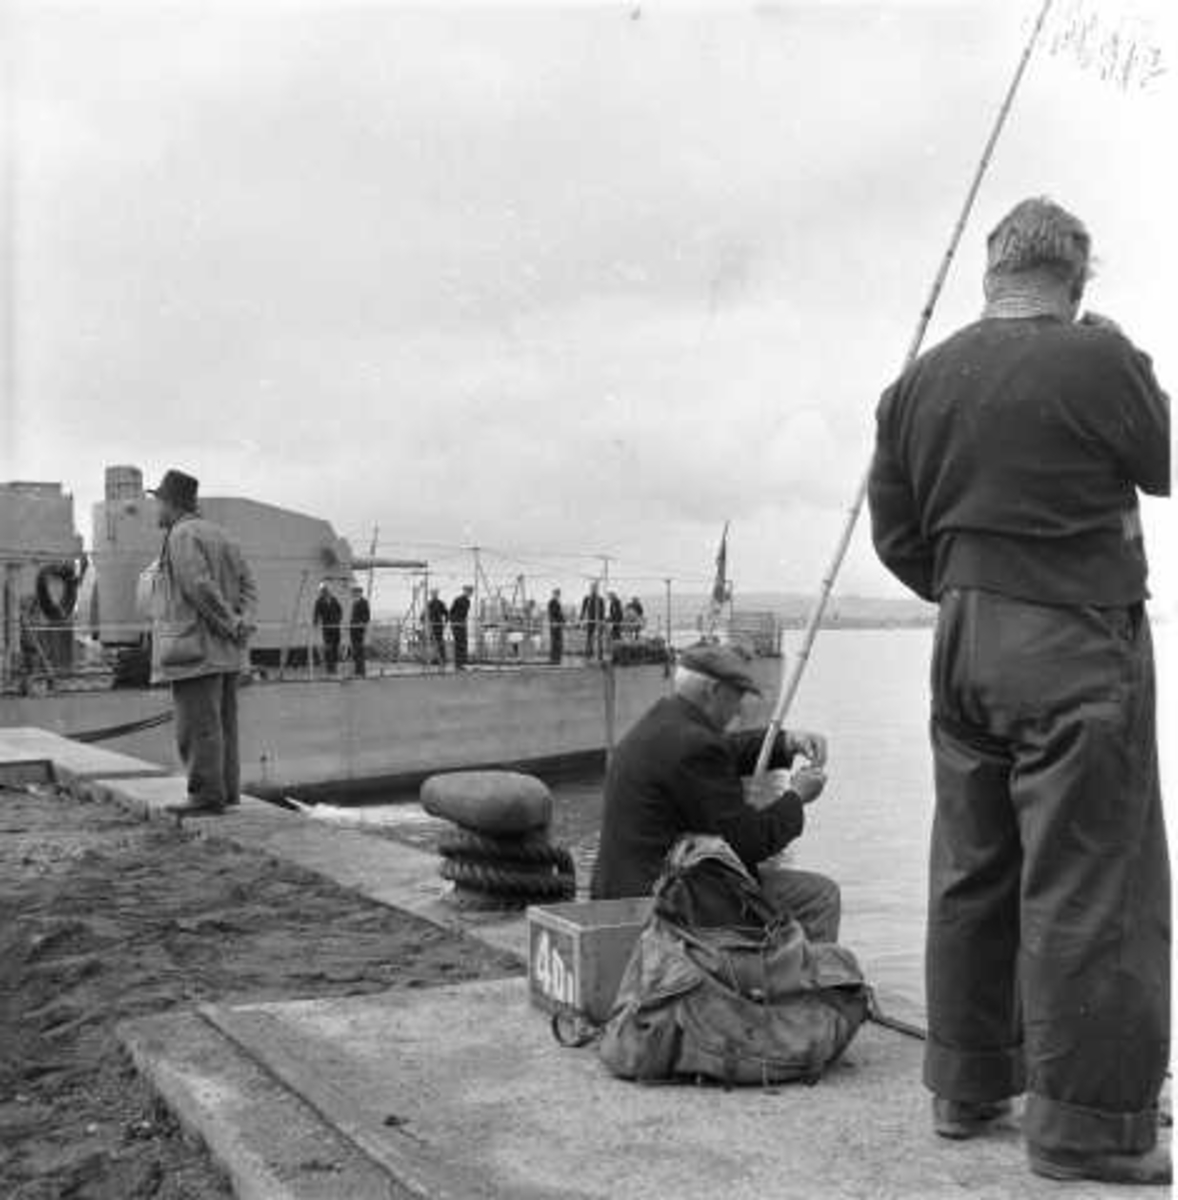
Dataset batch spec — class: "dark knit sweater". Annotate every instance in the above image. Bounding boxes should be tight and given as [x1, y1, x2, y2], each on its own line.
[868, 316, 1170, 606]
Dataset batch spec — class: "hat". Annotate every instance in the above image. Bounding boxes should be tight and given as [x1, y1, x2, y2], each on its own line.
[678, 641, 761, 695]
[148, 469, 199, 511]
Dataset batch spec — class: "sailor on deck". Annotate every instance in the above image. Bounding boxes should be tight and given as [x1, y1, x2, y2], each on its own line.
[590, 641, 840, 943]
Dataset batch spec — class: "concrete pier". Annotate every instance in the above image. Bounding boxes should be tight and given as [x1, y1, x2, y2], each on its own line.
[1, 726, 1159, 1199]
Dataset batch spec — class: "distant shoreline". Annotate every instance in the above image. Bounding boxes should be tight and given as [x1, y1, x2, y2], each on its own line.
[787, 617, 936, 630]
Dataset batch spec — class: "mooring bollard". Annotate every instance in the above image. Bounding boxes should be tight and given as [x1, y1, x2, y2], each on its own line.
[421, 770, 575, 910]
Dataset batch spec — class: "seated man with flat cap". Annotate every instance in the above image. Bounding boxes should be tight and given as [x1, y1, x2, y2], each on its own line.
[590, 641, 840, 941]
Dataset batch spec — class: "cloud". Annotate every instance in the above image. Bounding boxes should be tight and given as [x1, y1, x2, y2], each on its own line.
[6, 2, 1175, 602]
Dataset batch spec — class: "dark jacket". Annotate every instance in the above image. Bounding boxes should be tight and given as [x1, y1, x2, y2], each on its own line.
[608, 595, 624, 632]
[313, 591, 343, 630]
[869, 316, 1170, 606]
[581, 592, 605, 622]
[449, 594, 471, 626]
[349, 596, 370, 633]
[427, 597, 448, 630]
[547, 598, 565, 627]
[590, 695, 801, 900]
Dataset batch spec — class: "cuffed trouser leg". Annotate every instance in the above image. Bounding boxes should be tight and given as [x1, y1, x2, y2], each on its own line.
[926, 589, 1170, 1154]
[758, 865, 842, 943]
[924, 717, 1025, 1103]
[172, 673, 228, 807]
[220, 673, 240, 805]
[1014, 613, 1169, 1155]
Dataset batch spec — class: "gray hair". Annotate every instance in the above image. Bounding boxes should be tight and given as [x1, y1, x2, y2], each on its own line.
[986, 197, 1091, 297]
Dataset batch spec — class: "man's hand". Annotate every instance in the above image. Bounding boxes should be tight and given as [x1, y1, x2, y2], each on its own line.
[790, 764, 826, 806]
[786, 729, 828, 768]
[1079, 310, 1123, 336]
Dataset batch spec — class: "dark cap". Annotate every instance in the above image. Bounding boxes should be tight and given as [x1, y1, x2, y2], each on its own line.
[147, 469, 199, 511]
[678, 641, 761, 695]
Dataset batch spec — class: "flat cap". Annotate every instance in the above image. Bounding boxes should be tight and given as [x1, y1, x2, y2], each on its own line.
[678, 641, 761, 695]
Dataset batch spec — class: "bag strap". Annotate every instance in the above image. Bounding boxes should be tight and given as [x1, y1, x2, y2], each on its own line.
[550, 1005, 603, 1049]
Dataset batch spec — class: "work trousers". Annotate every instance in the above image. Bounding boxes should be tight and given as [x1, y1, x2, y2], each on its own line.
[759, 865, 842, 944]
[925, 588, 1169, 1154]
[452, 624, 469, 669]
[549, 627, 563, 664]
[350, 631, 366, 677]
[584, 622, 602, 660]
[172, 672, 240, 808]
[321, 628, 341, 674]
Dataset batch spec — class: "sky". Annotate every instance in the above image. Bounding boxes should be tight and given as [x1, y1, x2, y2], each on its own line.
[1, 0, 1175, 611]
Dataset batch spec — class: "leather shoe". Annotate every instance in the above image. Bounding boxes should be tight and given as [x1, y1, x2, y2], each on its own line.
[933, 1096, 1014, 1140]
[1028, 1143, 1172, 1185]
[166, 798, 226, 817]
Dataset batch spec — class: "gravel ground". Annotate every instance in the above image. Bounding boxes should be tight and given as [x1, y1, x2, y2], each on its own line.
[0, 784, 520, 1200]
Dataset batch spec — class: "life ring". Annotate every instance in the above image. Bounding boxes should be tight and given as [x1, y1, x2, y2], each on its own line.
[35, 562, 79, 621]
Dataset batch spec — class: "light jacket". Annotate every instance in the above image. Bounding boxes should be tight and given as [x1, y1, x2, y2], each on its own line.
[149, 513, 257, 683]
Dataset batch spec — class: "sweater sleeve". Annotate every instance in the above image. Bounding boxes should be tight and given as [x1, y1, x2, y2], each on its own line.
[672, 740, 804, 871]
[1113, 342, 1171, 497]
[868, 386, 936, 602]
[729, 727, 794, 775]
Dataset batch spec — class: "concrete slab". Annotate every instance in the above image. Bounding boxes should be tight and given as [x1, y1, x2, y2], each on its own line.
[119, 1010, 413, 1200]
[190, 978, 1122, 1200]
[0, 758, 54, 788]
[210, 805, 527, 957]
[82, 773, 279, 822]
[0, 725, 170, 784]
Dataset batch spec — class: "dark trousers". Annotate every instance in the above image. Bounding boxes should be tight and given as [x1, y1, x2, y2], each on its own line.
[172, 672, 240, 808]
[350, 631, 366, 677]
[321, 629, 341, 673]
[584, 622, 601, 659]
[430, 625, 446, 666]
[453, 623, 469, 669]
[549, 627, 563, 664]
[925, 588, 1169, 1155]
[759, 865, 842, 943]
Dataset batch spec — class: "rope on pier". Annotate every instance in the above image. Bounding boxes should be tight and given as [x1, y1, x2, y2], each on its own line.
[69, 710, 174, 743]
[437, 827, 574, 870]
[439, 857, 576, 900]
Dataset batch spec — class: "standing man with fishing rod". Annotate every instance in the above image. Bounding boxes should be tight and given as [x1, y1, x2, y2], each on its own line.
[868, 197, 1170, 1185]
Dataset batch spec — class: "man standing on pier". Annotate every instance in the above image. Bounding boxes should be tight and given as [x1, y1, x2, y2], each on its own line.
[148, 469, 256, 817]
[869, 198, 1170, 1185]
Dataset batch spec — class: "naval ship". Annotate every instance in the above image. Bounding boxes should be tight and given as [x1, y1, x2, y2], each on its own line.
[0, 466, 783, 800]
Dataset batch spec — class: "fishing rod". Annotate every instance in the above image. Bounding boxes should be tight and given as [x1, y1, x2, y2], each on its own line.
[752, 0, 1056, 780]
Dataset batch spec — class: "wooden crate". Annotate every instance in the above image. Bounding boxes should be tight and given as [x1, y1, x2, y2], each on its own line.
[526, 897, 652, 1023]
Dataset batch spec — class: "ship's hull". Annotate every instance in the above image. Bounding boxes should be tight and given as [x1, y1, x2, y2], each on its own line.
[0, 658, 783, 799]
